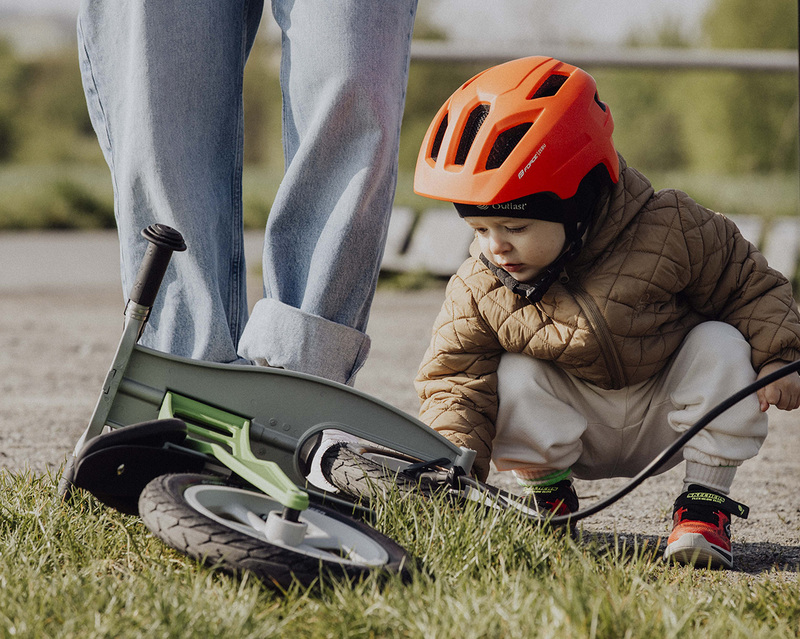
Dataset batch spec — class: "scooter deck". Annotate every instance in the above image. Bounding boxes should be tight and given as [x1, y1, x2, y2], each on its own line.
[98, 343, 475, 486]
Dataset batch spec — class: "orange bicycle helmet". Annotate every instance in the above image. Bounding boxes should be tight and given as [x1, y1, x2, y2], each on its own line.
[414, 56, 619, 205]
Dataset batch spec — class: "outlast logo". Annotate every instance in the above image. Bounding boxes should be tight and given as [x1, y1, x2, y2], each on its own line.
[489, 203, 527, 210]
[518, 143, 547, 179]
[474, 203, 527, 211]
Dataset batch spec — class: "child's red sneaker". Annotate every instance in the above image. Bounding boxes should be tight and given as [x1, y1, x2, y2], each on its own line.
[663, 484, 749, 569]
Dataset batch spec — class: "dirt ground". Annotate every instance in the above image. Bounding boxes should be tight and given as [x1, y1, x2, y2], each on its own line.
[1, 232, 798, 578]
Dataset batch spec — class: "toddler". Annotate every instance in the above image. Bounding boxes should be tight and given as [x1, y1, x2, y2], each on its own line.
[413, 56, 800, 569]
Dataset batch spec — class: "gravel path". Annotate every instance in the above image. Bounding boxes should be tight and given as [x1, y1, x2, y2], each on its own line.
[1, 232, 797, 578]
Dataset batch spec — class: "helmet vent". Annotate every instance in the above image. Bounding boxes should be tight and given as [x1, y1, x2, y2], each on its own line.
[594, 92, 607, 112]
[485, 123, 532, 170]
[430, 113, 448, 161]
[529, 73, 568, 100]
[455, 104, 490, 165]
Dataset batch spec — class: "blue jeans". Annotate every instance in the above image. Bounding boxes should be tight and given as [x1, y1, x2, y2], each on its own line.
[78, 0, 418, 385]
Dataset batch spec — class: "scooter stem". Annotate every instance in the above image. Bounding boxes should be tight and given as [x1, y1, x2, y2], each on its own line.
[73, 225, 187, 453]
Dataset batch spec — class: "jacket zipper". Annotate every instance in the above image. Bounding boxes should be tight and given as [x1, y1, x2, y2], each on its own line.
[569, 285, 626, 388]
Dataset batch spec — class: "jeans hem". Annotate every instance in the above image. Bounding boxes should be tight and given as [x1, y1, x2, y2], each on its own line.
[237, 297, 371, 385]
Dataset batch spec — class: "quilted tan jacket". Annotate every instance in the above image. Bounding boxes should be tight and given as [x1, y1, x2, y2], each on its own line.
[415, 157, 800, 480]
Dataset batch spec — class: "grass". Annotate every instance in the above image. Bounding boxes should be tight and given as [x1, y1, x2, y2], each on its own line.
[0, 163, 281, 231]
[0, 163, 797, 232]
[1, 468, 798, 638]
[0, 164, 115, 230]
[1, 163, 797, 290]
[645, 170, 800, 222]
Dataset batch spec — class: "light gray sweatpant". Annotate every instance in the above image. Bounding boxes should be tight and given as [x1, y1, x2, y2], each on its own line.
[493, 322, 768, 494]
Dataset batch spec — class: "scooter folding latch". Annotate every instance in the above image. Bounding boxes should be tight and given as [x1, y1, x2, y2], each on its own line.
[453, 446, 477, 476]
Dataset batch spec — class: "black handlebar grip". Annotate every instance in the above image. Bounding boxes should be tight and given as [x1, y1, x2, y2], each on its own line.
[128, 224, 187, 308]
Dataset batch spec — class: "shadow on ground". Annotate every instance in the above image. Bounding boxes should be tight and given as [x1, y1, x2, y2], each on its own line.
[578, 530, 800, 576]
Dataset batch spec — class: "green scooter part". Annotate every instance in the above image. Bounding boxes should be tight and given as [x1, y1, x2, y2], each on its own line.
[158, 391, 309, 512]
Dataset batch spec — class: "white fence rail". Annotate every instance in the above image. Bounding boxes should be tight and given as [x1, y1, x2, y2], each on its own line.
[409, 43, 799, 72]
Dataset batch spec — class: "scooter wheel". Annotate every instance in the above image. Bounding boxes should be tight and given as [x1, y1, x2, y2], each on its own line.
[319, 442, 427, 501]
[138, 473, 410, 588]
[320, 443, 552, 523]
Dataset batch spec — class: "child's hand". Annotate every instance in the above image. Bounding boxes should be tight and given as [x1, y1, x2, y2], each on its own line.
[756, 361, 800, 412]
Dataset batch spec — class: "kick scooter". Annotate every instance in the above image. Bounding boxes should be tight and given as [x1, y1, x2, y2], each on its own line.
[59, 224, 478, 587]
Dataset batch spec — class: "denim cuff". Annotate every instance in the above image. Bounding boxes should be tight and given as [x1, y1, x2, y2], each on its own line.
[237, 298, 371, 386]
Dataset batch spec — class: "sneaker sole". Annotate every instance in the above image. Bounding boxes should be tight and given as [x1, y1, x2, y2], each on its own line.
[664, 533, 733, 570]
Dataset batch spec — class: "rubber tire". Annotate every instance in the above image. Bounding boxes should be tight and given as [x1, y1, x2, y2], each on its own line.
[138, 473, 410, 588]
[319, 443, 426, 501]
[320, 444, 555, 524]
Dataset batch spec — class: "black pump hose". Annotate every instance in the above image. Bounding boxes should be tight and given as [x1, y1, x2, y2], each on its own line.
[525, 358, 800, 525]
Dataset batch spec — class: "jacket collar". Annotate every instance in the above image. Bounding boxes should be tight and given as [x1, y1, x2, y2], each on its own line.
[469, 154, 655, 303]
[572, 154, 655, 270]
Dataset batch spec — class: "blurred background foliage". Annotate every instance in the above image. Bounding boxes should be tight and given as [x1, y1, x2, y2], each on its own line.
[0, 0, 796, 230]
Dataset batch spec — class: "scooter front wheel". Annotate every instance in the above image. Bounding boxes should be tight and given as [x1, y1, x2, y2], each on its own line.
[138, 473, 410, 588]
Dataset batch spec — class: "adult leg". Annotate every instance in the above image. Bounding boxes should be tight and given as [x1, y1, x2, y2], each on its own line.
[78, 0, 264, 362]
[238, 0, 419, 385]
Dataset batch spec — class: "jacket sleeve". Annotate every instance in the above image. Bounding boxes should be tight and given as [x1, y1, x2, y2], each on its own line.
[678, 193, 800, 369]
[414, 273, 504, 481]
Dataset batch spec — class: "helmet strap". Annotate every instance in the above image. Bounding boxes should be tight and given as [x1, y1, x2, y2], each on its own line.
[479, 227, 586, 304]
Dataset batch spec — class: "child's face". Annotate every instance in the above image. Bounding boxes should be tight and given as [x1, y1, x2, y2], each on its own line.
[465, 216, 566, 283]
